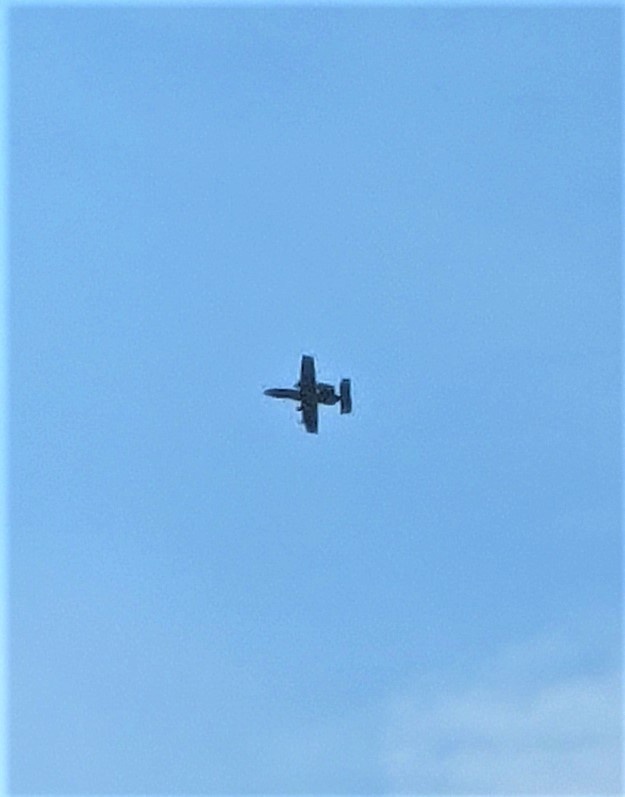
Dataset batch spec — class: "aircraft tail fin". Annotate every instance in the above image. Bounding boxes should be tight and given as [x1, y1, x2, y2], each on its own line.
[339, 379, 352, 414]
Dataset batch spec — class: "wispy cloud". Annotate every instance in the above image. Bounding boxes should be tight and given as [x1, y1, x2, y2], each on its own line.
[382, 616, 622, 794]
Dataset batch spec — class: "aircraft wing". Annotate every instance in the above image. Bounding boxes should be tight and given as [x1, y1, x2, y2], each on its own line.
[300, 355, 316, 391]
[299, 356, 318, 432]
[301, 400, 318, 434]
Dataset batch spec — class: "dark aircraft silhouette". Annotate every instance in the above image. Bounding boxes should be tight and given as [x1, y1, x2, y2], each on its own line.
[264, 355, 352, 434]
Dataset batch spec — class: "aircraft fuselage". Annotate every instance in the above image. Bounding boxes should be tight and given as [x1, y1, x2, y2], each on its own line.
[264, 383, 339, 406]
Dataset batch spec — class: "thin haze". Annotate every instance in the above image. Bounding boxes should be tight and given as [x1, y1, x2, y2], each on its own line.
[9, 6, 622, 793]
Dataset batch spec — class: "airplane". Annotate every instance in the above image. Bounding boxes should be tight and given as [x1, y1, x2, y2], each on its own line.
[264, 355, 352, 434]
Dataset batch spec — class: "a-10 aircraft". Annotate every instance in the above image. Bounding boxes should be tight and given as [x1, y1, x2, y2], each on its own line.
[264, 355, 352, 434]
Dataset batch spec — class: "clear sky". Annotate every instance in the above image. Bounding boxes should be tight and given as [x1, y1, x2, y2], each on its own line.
[8, 5, 622, 794]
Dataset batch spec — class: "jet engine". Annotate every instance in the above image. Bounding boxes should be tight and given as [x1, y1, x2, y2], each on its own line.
[317, 382, 338, 405]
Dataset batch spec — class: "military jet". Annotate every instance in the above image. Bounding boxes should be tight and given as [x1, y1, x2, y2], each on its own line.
[264, 355, 352, 434]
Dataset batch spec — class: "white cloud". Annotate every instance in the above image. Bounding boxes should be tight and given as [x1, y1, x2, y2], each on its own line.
[382, 621, 622, 794]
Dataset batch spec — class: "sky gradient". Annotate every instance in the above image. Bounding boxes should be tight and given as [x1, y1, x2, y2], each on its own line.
[8, 5, 622, 793]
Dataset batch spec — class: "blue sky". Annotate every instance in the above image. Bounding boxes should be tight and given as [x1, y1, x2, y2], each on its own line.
[7, 5, 622, 794]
